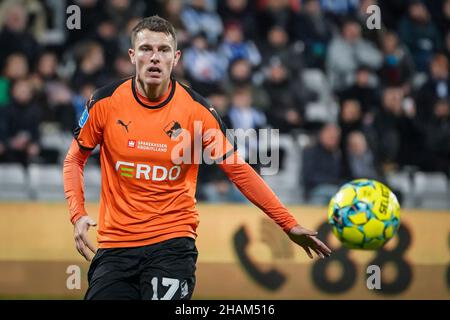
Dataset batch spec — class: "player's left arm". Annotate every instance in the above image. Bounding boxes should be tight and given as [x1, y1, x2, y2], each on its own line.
[200, 103, 331, 259]
[218, 153, 331, 259]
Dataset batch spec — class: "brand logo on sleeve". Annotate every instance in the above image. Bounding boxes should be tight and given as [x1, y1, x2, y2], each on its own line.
[78, 108, 89, 128]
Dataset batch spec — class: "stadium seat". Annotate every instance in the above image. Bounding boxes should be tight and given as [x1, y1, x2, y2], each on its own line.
[302, 69, 331, 101]
[385, 170, 415, 208]
[40, 126, 73, 163]
[302, 69, 338, 123]
[413, 172, 450, 209]
[263, 134, 302, 204]
[83, 165, 101, 201]
[28, 164, 65, 201]
[0, 164, 30, 200]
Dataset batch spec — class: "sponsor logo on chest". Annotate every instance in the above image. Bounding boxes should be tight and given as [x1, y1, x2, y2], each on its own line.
[115, 161, 181, 181]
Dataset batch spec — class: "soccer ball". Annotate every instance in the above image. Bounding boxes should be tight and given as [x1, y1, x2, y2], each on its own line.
[328, 179, 400, 250]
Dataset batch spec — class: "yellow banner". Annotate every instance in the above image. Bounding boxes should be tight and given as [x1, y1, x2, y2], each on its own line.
[0, 203, 448, 299]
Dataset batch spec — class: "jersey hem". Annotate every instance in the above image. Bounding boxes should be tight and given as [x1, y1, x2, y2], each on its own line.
[97, 230, 197, 249]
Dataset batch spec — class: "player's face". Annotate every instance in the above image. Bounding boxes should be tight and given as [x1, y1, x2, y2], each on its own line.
[129, 29, 181, 87]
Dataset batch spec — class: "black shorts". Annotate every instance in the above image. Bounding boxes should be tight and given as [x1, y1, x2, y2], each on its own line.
[85, 237, 198, 300]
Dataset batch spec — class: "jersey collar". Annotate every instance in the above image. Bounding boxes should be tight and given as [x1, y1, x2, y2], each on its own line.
[131, 76, 176, 109]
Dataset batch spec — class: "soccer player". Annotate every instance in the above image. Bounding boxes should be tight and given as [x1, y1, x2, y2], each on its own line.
[63, 16, 331, 300]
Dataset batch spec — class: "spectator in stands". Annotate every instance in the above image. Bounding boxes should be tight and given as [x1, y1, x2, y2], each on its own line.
[33, 51, 59, 82]
[398, 0, 442, 72]
[224, 85, 266, 129]
[263, 59, 313, 132]
[197, 160, 246, 202]
[72, 41, 112, 90]
[260, 25, 304, 75]
[291, 0, 333, 70]
[162, 0, 190, 48]
[0, 53, 29, 108]
[181, 0, 224, 46]
[0, 77, 8, 109]
[256, 0, 296, 42]
[372, 87, 401, 169]
[0, 79, 41, 165]
[102, 0, 149, 31]
[377, 0, 408, 31]
[225, 58, 270, 111]
[219, 22, 262, 68]
[45, 82, 76, 132]
[326, 18, 382, 91]
[113, 54, 134, 79]
[28, 50, 76, 131]
[344, 130, 379, 180]
[416, 53, 449, 123]
[0, 2, 40, 66]
[424, 99, 450, 175]
[320, 0, 359, 25]
[445, 31, 450, 62]
[217, 0, 259, 41]
[372, 86, 426, 171]
[72, 83, 96, 122]
[196, 88, 246, 203]
[207, 87, 229, 117]
[116, 16, 144, 55]
[94, 18, 121, 67]
[226, 57, 253, 87]
[340, 65, 380, 113]
[31, 51, 59, 101]
[436, 0, 450, 42]
[378, 31, 415, 90]
[0, 100, 7, 160]
[302, 123, 343, 204]
[183, 32, 228, 95]
[2, 53, 29, 82]
[223, 85, 267, 168]
[338, 98, 365, 145]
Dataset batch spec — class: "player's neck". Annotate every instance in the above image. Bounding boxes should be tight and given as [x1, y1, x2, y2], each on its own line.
[136, 77, 171, 101]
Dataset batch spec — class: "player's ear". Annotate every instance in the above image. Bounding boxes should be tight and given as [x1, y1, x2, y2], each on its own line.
[173, 50, 181, 68]
[128, 48, 136, 65]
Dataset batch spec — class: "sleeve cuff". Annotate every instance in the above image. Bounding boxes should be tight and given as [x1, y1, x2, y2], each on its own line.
[70, 212, 88, 225]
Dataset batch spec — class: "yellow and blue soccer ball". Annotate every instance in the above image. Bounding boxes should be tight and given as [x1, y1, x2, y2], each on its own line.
[328, 179, 400, 250]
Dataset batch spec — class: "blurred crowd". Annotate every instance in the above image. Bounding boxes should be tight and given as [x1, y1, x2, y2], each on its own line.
[0, 0, 449, 204]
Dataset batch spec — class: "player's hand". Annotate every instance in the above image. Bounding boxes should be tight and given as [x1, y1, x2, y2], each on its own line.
[74, 216, 98, 261]
[288, 225, 332, 259]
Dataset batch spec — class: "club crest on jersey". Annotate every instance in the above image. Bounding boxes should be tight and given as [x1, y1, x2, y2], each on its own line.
[78, 107, 89, 128]
[164, 121, 182, 139]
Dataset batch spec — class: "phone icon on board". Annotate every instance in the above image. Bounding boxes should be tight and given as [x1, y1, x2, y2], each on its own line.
[233, 226, 286, 291]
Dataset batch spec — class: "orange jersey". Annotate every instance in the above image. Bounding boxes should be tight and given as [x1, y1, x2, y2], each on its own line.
[64, 77, 298, 248]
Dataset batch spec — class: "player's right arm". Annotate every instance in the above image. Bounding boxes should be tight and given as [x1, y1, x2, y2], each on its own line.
[63, 93, 107, 261]
[63, 140, 97, 261]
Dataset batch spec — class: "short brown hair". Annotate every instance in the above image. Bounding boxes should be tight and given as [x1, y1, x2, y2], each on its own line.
[131, 15, 177, 50]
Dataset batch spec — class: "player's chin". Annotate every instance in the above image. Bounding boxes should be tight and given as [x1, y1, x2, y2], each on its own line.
[143, 76, 163, 86]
